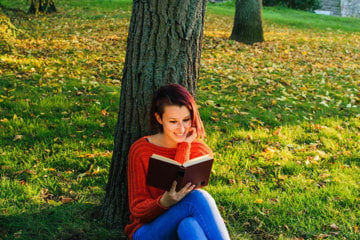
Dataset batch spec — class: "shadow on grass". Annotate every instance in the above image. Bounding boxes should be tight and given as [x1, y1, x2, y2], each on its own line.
[0, 203, 127, 240]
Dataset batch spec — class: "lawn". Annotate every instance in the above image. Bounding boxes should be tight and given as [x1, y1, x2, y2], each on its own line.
[1, 0, 359, 239]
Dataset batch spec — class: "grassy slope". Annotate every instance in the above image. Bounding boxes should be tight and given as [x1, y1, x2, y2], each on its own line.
[1, 0, 359, 239]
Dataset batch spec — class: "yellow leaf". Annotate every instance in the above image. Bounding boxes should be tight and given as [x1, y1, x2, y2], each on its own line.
[92, 166, 100, 175]
[278, 175, 287, 180]
[13, 135, 23, 141]
[254, 199, 263, 204]
[332, 177, 341, 182]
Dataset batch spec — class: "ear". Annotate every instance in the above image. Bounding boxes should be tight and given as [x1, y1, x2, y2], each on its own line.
[154, 113, 163, 125]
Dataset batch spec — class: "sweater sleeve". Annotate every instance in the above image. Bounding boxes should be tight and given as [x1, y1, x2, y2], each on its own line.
[174, 142, 190, 164]
[175, 140, 213, 164]
[127, 144, 168, 223]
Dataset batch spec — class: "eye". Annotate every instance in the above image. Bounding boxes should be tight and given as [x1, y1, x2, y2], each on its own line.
[170, 121, 177, 124]
[183, 118, 191, 122]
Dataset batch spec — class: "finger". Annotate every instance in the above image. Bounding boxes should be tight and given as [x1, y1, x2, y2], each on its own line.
[169, 181, 177, 193]
[180, 182, 193, 193]
[191, 127, 197, 135]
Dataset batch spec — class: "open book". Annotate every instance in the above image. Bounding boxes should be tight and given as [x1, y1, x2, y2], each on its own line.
[146, 154, 214, 191]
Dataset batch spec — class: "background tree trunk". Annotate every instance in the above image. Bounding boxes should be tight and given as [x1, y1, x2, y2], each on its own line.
[230, 0, 264, 45]
[101, 0, 208, 231]
[28, 0, 56, 14]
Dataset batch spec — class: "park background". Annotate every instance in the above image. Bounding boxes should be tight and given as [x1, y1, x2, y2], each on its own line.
[1, 0, 359, 239]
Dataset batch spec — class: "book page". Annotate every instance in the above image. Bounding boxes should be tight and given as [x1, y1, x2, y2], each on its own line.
[150, 154, 181, 166]
[183, 154, 212, 167]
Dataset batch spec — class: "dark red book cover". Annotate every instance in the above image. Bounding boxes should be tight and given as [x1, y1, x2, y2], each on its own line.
[146, 154, 214, 191]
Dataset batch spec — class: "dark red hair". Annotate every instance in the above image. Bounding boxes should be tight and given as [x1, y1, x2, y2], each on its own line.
[150, 84, 205, 138]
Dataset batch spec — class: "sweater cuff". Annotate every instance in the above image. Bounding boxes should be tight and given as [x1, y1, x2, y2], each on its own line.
[156, 195, 169, 210]
[175, 142, 190, 164]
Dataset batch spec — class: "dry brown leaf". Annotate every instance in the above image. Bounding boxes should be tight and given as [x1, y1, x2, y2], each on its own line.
[329, 223, 340, 230]
[273, 127, 282, 135]
[60, 196, 73, 204]
[101, 109, 109, 116]
[13, 135, 23, 141]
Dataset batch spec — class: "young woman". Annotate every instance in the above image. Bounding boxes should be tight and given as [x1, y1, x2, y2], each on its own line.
[125, 84, 230, 240]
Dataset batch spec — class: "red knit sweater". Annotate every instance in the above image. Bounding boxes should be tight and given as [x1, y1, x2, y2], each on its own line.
[124, 136, 213, 239]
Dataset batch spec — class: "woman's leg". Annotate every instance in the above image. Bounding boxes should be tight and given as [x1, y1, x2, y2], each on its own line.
[132, 189, 230, 240]
[177, 217, 207, 240]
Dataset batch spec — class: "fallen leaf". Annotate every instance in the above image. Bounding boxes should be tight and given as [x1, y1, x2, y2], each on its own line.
[101, 109, 109, 116]
[254, 199, 263, 204]
[13, 230, 22, 238]
[329, 223, 340, 230]
[92, 166, 100, 175]
[77, 172, 89, 178]
[243, 222, 251, 227]
[278, 175, 287, 180]
[273, 127, 282, 135]
[315, 124, 327, 130]
[284, 224, 290, 231]
[78, 151, 111, 158]
[60, 196, 73, 204]
[263, 147, 275, 153]
[13, 135, 23, 141]
[314, 233, 329, 239]
[41, 188, 54, 201]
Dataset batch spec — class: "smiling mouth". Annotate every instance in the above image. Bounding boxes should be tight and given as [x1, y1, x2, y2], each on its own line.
[174, 132, 186, 137]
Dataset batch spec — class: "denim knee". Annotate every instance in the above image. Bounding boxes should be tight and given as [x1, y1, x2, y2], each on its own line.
[186, 189, 216, 206]
[177, 217, 207, 240]
[178, 217, 197, 230]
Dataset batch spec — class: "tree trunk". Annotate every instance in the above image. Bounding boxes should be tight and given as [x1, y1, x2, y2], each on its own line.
[230, 0, 264, 45]
[28, 0, 56, 14]
[101, 0, 208, 231]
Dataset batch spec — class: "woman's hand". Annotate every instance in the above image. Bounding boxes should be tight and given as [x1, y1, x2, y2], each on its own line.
[159, 181, 195, 208]
[184, 127, 197, 143]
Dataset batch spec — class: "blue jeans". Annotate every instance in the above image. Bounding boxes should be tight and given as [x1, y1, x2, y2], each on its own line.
[132, 190, 230, 240]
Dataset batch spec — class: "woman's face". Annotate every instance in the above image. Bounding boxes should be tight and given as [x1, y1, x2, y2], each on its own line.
[155, 105, 192, 148]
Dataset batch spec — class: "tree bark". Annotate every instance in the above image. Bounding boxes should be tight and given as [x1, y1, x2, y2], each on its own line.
[28, 0, 56, 14]
[230, 0, 264, 45]
[101, 0, 208, 231]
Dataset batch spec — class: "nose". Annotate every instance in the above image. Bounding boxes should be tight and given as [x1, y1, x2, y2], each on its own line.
[176, 122, 185, 132]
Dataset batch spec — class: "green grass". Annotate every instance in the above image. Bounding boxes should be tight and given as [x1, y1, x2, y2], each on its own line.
[207, 2, 360, 33]
[1, 0, 360, 239]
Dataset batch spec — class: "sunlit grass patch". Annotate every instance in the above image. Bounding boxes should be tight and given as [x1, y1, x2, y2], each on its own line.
[1, 0, 360, 239]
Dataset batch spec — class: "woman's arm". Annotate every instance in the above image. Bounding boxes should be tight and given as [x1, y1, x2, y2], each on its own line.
[127, 143, 168, 223]
[161, 138, 213, 207]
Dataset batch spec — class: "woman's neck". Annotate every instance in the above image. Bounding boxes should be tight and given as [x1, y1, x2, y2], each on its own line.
[149, 133, 177, 148]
